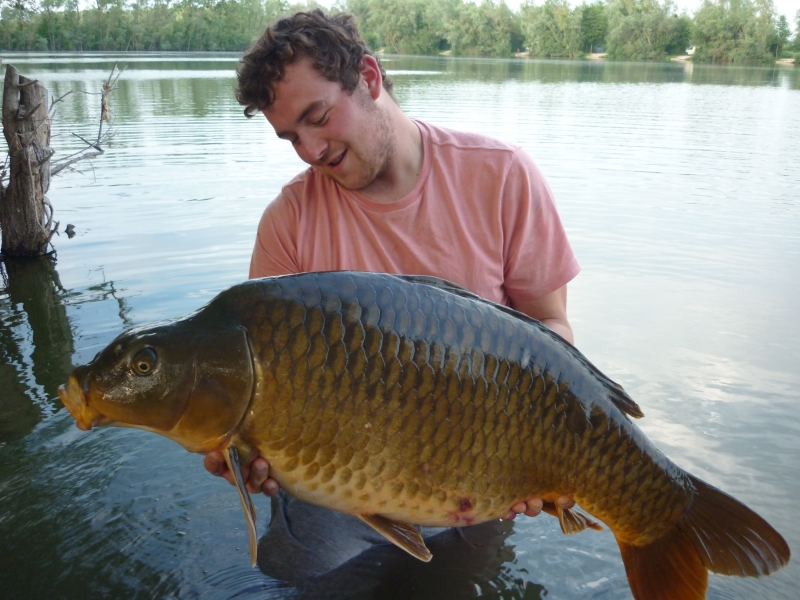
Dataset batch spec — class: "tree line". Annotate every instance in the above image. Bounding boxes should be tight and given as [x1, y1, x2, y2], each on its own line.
[1, 0, 798, 63]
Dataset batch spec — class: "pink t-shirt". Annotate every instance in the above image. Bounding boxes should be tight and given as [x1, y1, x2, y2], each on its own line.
[250, 121, 579, 306]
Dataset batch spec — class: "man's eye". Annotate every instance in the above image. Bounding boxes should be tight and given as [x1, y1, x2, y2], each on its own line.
[313, 112, 328, 126]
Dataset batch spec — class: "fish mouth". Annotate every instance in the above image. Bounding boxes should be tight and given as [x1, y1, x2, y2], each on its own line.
[58, 374, 105, 431]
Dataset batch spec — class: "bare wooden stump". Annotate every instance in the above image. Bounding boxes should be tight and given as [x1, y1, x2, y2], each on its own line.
[1, 64, 55, 257]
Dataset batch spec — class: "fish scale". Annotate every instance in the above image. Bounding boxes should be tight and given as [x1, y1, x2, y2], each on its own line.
[235, 273, 680, 533]
[58, 271, 789, 599]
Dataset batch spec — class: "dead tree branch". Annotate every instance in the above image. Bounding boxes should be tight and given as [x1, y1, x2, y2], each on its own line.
[50, 62, 120, 177]
[1, 60, 120, 256]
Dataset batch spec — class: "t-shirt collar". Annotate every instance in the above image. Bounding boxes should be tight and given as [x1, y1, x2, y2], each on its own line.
[346, 119, 432, 213]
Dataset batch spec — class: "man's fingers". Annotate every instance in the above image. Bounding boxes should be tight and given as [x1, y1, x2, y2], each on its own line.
[511, 501, 527, 515]
[523, 497, 544, 517]
[556, 495, 575, 510]
[205, 449, 281, 497]
[504, 496, 575, 520]
[246, 457, 270, 494]
[204, 451, 228, 477]
[262, 477, 281, 497]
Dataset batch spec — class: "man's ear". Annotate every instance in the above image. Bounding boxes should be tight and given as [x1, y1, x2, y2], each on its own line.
[359, 55, 383, 100]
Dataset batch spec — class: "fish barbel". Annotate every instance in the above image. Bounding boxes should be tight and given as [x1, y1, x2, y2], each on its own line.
[58, 271, 789, 599]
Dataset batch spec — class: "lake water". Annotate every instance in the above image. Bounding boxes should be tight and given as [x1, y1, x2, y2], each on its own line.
[0, 53, 798, 599]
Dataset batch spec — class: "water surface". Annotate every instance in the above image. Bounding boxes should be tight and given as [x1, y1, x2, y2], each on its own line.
[1, 53, 798, 599]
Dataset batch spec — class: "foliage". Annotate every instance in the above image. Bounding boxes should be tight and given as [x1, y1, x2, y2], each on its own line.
[344, 0, 442, 55]
[795, 9, 800, 48]
[774, 14, 789, 55]
[0, 0, 794, 62]
[520, 0, 583, 58]
[605, 0, 690, 60]
[445, 1, 523, 57]
[691, 0, 782, 63]
[581, 1, 608, 52]
[0, 0, 306, 51]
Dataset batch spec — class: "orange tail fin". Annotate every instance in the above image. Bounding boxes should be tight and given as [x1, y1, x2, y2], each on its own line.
[616, 475, 790, 600]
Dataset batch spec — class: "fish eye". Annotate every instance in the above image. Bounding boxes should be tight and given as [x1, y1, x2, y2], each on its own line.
[131, 347, 157, 376]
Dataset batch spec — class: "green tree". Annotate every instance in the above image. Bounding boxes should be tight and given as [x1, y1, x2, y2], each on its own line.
[691, 0, 776, 63]
[774, 14, 789, 56]
[605, 0, 686, 59]
[0, 0, 47, 50]
[581, 1, 608, 52]
[795, 9, 800, 47]
[444, 0, 521, 57]
[359, 0, 442, 54]
[665, 13, 691, 54]
[521, 0, 584, 58]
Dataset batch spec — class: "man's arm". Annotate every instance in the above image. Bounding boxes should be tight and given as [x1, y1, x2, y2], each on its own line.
[509, 283, 574, 345]
[503, 283, 575, 516]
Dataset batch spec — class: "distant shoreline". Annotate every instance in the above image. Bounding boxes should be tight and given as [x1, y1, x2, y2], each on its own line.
[1, 50, 797, 68]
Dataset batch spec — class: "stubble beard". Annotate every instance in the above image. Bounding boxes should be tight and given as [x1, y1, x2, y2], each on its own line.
[338, 91, 395, 192]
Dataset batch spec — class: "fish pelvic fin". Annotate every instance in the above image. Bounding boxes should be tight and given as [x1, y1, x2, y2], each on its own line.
[616, 474, 790, 600]
[541, 501, 604, 535]
[222, 445, 258, 567]
[358, 514, 432, 562]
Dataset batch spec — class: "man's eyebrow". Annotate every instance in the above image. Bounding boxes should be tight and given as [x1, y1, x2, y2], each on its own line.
[275, 100, 325, 139]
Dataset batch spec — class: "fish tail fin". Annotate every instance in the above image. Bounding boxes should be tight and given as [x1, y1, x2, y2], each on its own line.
[616, 474, 790, 600]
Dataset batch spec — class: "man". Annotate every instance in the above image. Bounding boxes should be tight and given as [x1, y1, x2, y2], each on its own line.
[204, 9, 578, 567]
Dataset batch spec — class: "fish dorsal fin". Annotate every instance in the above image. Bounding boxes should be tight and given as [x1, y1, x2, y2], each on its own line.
[392, 273, 644, 420]
[393, 274, 472, 293]
[358, 514, 432, 562]
[222, 445, 258, 567]
[541, 501, 604, 535]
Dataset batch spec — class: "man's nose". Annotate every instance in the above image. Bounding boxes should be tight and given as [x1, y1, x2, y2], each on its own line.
[298, 131, 328, 165]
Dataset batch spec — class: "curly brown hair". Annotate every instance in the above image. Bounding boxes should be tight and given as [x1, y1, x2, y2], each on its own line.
[236, 9, 393, 118]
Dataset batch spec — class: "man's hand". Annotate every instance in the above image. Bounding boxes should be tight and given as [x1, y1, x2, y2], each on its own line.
[203, 449, 281, 496]
[504, 495, 575, 520]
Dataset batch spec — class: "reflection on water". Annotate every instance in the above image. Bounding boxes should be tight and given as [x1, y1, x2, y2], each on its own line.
[0, 54, 798, 599]
[0, 257, 73, 441]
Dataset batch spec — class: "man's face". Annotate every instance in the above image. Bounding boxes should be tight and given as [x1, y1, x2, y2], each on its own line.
[263, 57, 393, 191]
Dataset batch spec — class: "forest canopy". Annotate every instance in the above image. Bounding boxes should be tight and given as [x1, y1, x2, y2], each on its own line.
[0, 0, 797, 63]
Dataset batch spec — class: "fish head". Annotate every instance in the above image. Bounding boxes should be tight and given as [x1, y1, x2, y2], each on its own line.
[58, 313, 254, 453]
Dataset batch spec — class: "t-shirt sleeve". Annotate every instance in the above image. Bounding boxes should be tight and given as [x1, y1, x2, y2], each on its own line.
[501, 148, 580, 299]
[249, 191, 302, 279]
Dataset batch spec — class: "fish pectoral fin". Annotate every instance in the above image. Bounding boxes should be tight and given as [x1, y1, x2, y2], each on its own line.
[358, 514, 433, 562]
[222, 445, 258, 567]
[541, 501, 604, 535]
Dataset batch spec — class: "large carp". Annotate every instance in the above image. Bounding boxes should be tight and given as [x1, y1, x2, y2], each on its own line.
[58, 271, 789, 599]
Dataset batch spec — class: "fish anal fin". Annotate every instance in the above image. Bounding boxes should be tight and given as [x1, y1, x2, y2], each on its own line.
[541, 501, 604, 535]
[358, 514, 432, 562]
[618, 530, 708, 600]
[222, 445, 258, 567]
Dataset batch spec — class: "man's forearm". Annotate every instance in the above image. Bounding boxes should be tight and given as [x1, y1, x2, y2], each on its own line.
[540, 317, 574, 345]
[509, 285, 574, 346]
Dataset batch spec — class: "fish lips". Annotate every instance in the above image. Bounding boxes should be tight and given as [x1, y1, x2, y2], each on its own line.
[58, 371, 108, 431]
